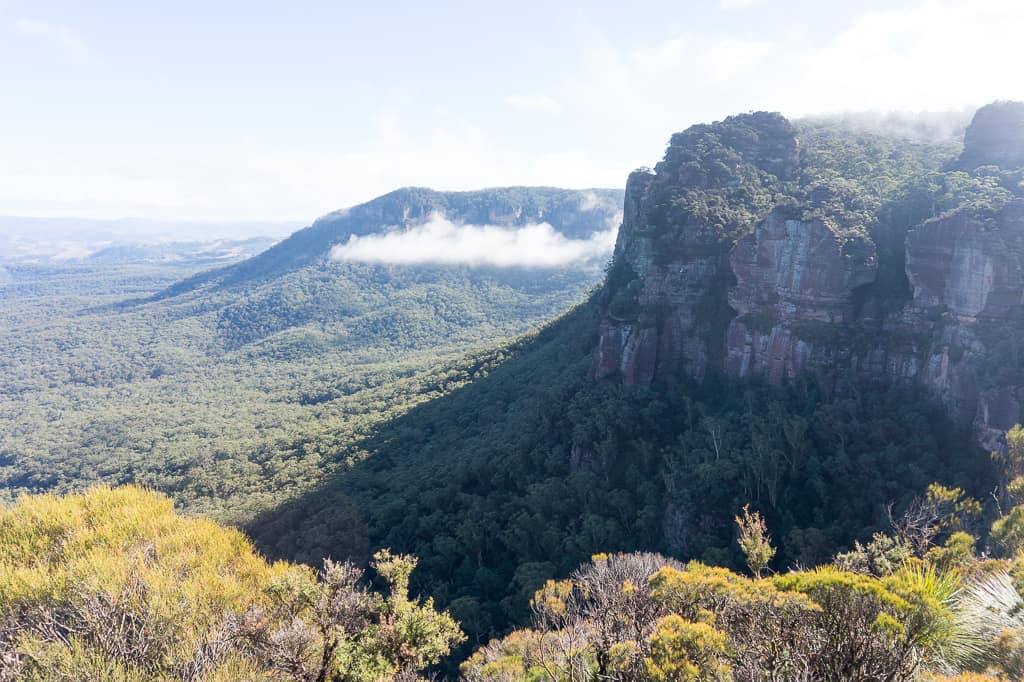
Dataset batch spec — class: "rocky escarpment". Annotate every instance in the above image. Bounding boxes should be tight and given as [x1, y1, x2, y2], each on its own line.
[724, 198, 1024, 444]
[956, 101, 1024, 170]
[903, 200, 1024, 446]
[595, 103, 1024, 448]
[725, 213, 877, 382]
[592, 167, 728, 384]
[593, 112, 799, 383]
[905, 201, 1024, 320]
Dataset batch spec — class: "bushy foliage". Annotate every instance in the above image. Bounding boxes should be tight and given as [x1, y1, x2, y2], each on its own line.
[464, 552, 961, 682]
[644, 615, 732, 682]
[835, 532, 914, 577]
[0, 487, 463, 681]
[461, 452, 1024, 680]
[734, 505, 775, 578]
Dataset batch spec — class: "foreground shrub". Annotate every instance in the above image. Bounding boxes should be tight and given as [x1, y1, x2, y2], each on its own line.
[0, 486, 463, 681]
[464, 553, 960, 682]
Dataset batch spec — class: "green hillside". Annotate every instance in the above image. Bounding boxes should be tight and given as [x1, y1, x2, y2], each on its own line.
[0, 187, 621, 524]
[247, 117, 1020, 659]
[6, 116, 1024, 679]
[153, 187, 622, 299]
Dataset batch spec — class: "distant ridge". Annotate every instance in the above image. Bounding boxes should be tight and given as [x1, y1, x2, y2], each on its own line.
[149, 186, 624, 301]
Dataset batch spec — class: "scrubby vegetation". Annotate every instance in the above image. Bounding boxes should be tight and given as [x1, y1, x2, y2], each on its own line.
[4, 115, 1024, 679]
[11, 472, 1024, 680]
[0, 486, 463, 681]
[461, 467, 1024, 681]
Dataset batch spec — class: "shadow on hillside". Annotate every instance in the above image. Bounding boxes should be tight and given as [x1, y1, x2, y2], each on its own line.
[245, 288, 993, 660]
[246, 296, 603, 570]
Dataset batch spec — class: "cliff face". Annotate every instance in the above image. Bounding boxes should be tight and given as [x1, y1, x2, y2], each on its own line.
[592, 168, 730, 384]
[725, 213, 877, 382]
[593, 112, 798, 384]
[905, 201, 1024, 320]
[956, 101, 1024, 170]
[595, 104, 1024, 448]
[903, 199, 1024, 447]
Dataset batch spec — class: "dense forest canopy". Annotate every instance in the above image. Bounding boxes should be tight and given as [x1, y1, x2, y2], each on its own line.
[5, 107, 1024, 679]
[249, 109, 1024, 669]
[0, 188, 620, 524]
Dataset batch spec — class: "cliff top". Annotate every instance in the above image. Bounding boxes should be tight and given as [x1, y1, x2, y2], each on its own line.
[658, 111, 799, 183]
[957, 100, 1024, 170]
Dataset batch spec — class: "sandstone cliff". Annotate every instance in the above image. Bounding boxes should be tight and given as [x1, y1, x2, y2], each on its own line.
[725, 212, 877, 383]
[594, 103, 1024, 449]
[594, 112, 799, 383]
[956, 101, 1024, 170]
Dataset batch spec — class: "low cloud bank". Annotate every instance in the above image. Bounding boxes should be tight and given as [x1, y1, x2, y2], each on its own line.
[578, 190, 620, 214]
[801, 108, 974, 142]
[330, 215, 616, 268]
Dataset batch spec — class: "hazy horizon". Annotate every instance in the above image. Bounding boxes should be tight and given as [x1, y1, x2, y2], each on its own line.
[3, 0, 1021, 225]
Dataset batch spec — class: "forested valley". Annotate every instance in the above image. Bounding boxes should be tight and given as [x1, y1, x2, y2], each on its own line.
[5, 107, 1024, 681]
[0, 188, 618, 523]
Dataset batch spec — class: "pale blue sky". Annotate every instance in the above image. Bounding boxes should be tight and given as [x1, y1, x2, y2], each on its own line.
[2, 0, 1022, 223]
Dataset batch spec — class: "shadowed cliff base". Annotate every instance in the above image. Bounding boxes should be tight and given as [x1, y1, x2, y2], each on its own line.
[248, 105, 1024, 662]
[247, 294, 993, 658]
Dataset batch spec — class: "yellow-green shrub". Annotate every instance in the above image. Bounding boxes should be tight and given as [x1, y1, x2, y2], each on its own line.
[0, 486, 463, 681]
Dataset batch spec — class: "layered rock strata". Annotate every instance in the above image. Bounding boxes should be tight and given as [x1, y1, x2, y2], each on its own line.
[594, 104, 1024, 449]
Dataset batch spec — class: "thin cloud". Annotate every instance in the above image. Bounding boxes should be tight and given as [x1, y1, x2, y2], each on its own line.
[505, 94, 561, 114]
[790, 0, 1024, 114]
[577, 191, 625, 232]
[719, 0, 758, 10]
[701, 38, 776, 83]
[330, 214, 615, 268]
[801, 108, 974, 142]
[16, 19, 90, 64]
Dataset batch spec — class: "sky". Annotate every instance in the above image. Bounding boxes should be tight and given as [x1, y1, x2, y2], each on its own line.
[2, 0, 1023, 227]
